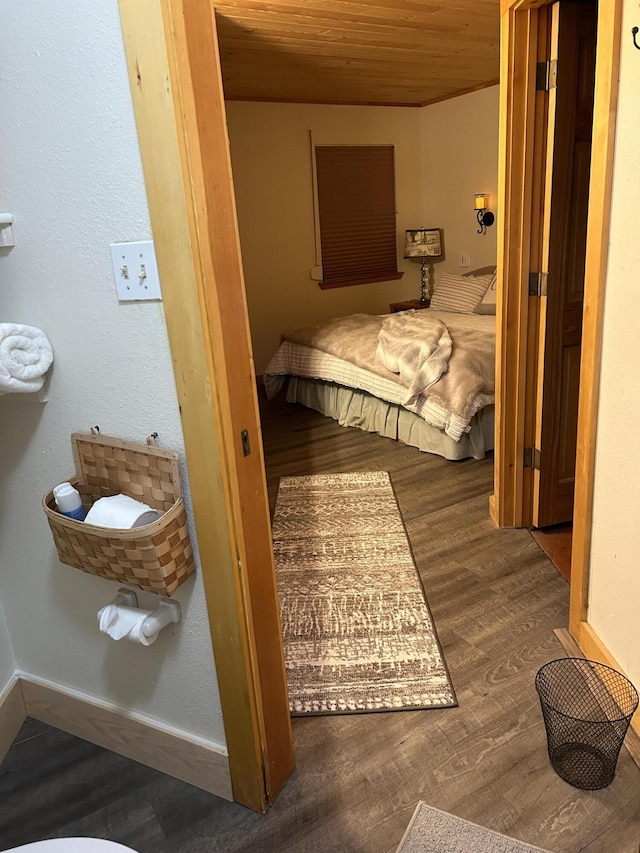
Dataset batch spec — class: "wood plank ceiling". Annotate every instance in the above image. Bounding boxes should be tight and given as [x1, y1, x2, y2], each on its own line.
[214, 0, 501, 108]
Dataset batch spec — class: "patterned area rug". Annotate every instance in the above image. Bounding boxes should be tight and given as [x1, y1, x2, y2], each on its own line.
[272, 471, 456, 715]
[396, 803, 553, 853]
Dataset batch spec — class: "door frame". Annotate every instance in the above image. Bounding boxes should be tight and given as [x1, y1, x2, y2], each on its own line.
[117, 0, 293, 812]
[118, 0, 625, 809]
[494, 0, 623, 646]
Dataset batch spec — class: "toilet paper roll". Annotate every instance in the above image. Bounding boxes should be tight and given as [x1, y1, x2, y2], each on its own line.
[85, 494, 161, 529]
[98, 603, 159, 645]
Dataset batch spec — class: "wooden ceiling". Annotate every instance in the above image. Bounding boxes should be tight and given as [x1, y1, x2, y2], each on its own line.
[214, 1, 501, 108]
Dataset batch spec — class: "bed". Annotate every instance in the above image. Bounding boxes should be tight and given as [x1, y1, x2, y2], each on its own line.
[263, 268, 497, 460]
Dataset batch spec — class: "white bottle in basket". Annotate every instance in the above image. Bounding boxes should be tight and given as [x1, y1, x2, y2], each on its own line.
[53, 482, 87, 521]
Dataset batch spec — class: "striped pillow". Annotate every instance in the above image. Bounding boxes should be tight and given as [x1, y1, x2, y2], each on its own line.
[430, 272, 493, 314]
[474, 272, 498, 314]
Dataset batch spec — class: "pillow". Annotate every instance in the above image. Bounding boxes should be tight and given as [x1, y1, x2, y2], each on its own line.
[474, 271, 497, 315]
[430, 272, 493, 314]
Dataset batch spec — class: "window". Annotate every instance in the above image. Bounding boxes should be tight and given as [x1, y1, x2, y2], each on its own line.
[314, 145, 403, 289]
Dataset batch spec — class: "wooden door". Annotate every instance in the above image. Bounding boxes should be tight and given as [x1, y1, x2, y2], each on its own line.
[533, 0, 597, 528]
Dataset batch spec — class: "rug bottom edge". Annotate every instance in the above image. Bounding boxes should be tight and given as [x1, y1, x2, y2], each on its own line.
[290, 699, 458, 717]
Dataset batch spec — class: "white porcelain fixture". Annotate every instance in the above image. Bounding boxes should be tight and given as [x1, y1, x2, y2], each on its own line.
[8, 840, 138, 852]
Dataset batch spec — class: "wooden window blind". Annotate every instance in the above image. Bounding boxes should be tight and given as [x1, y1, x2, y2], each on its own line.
[315, 145, 402, 289]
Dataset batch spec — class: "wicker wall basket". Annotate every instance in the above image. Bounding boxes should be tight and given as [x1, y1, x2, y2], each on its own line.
[43, 431, 195, 596]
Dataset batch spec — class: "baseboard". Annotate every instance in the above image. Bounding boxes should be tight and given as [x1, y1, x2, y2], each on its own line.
[0, 677, 27, 764]
[554, 627, 640, 768]
[20, 677, 233, 800]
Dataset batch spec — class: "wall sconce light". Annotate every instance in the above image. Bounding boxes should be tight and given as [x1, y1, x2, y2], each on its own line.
[474, 193, 495, 235]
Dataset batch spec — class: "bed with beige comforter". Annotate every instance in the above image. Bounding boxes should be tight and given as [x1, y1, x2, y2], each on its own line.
[264, 308, 495, 459]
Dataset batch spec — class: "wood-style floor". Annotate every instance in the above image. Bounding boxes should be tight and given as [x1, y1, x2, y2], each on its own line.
[2, 394, 639, 852]
[530, 524, 573, 584]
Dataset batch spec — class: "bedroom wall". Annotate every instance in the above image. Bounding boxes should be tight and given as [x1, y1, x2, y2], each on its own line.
[419, 86, 499, 280]
[226, 102, 424, 374]
[587, 4, 640, 691]
[0, 0, 225, 747]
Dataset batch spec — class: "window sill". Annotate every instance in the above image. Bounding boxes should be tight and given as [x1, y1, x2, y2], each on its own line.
[318, 271, 404, 290]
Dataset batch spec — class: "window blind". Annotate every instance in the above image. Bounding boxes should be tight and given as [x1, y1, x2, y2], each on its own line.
[315, 145, 401, 288]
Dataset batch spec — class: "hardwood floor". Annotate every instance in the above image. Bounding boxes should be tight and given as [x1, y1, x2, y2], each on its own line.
[530, 524, 573, 583]
[2, 395, 639, 852]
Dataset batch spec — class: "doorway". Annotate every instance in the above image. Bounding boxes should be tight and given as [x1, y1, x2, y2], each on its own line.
[495, 0, 622, 641]
[525, 0, 598, 582]
[119, 0, 622, 812]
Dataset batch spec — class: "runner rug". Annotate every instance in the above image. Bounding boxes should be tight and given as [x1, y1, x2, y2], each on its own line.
[396, 803, 553, 853]
[272, 471, 456, 715]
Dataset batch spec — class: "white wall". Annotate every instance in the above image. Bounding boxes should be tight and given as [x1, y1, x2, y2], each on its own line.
[0, 602, 15, 694]
[588, 2, 640, 690]
[0, 0, 225, 747]
[420, 86, 499, 278]
[226, 102, 424, 374]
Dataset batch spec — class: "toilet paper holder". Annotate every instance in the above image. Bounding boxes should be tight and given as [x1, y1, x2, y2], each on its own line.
[107, 588, 181, 640]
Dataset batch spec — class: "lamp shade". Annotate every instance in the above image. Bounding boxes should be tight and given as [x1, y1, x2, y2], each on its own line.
[474, 193, 489, 210]
[404, 228, 442, 259]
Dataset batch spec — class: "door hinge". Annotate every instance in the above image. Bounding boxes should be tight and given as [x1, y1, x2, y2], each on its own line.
[528, 271, 548, 297]
[536, 59, 558, 91]
[524, 447, 542, 470]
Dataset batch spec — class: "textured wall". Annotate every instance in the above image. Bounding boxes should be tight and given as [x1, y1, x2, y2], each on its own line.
[420, 86, 499, 279]
[588, 3, 640, 691]
[0, 0, 225, 746]
[226, 102, 424, 373]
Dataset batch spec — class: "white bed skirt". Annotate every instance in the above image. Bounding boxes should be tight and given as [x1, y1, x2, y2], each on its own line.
[285, 377, 494, 461]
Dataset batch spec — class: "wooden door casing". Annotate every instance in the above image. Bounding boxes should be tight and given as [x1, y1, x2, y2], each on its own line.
[118, 0, 294, 811]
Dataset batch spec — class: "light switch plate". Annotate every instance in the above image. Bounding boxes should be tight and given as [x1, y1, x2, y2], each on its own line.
[458, 252, 471, 268]
[110, 240, 162, 301]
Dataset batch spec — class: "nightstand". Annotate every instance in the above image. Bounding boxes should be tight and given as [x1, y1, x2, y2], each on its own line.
[389, 299, 430, 313]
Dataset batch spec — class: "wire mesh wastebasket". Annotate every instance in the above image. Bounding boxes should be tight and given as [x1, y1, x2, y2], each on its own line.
[535, 658, 638, 790]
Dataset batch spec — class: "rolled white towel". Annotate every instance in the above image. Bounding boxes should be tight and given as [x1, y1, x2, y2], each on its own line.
[0, 323, 53, 395]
